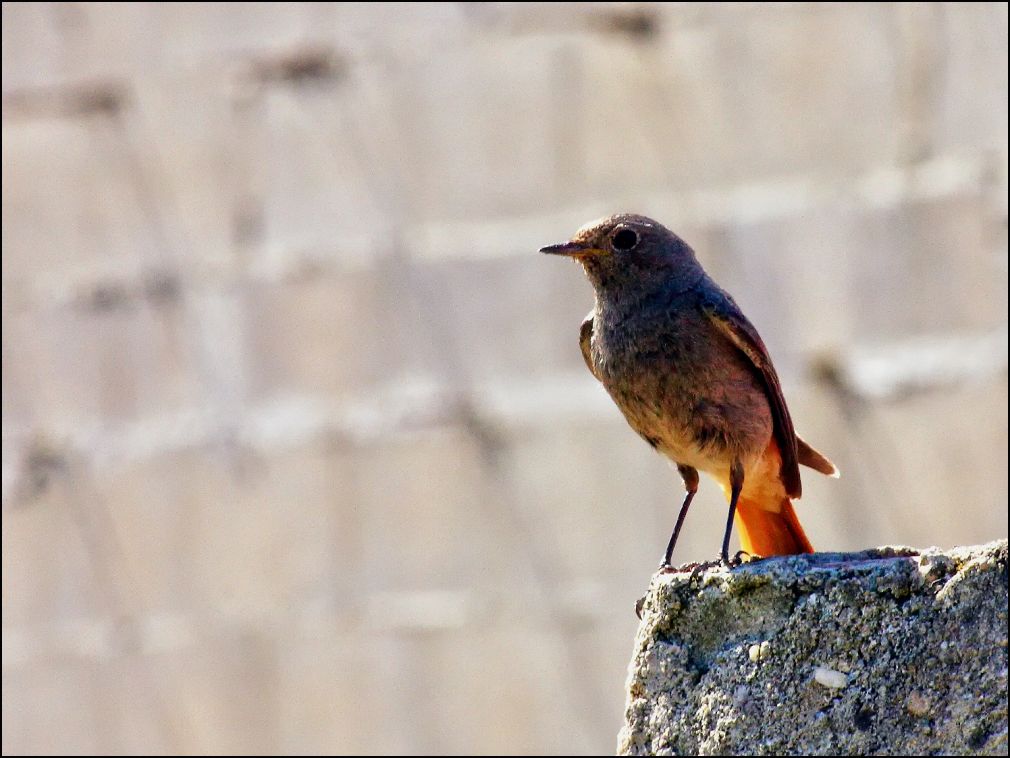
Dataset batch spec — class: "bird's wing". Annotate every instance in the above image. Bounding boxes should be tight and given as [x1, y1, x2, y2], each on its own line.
[579, 311, 601, 381]
[797, 435, 839, 477]
[700, 294, 802, 498]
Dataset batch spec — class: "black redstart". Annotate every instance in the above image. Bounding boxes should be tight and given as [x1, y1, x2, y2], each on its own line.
[541, 214, 838, 567]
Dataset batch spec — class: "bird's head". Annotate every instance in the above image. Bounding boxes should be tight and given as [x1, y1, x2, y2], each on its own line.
[540, 214, 703, 298]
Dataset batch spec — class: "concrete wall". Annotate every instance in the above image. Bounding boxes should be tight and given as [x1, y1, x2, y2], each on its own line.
[2, 3, 1007, 754]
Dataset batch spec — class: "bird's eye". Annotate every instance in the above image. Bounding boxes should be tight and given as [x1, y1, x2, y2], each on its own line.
[611, 228, 639, 251]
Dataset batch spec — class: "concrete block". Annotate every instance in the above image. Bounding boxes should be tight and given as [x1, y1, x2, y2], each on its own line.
[621, 541, 1009, 755]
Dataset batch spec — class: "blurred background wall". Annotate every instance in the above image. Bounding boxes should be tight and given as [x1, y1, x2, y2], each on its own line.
[2, 2, 1007, 754]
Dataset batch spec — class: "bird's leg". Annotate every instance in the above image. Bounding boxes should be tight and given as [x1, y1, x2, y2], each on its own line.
[660, 465, 699, 570]
[721, 460, 745, 565]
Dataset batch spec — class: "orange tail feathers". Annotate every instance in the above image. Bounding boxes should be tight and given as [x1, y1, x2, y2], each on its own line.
[735, 496, 814, 556]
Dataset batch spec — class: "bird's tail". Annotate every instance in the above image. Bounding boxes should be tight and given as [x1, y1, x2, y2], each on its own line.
[735, 496, 814, 556]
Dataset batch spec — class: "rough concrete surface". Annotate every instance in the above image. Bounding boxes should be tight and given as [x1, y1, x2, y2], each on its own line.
[619, 540, 1009, 756]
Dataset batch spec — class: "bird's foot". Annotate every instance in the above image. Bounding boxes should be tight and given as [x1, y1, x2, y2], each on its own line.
[721, 550, 761, 567]
[658, 559, 718, 575]
[657, 561, 679, 575]
[720, 552, 739, 568]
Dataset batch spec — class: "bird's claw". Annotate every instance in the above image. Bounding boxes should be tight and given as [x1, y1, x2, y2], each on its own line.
[721, 550, 762, 568]
[720, 551, 739, 568]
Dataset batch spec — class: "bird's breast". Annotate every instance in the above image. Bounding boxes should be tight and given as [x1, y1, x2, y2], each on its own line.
[590, 304, 773, 472]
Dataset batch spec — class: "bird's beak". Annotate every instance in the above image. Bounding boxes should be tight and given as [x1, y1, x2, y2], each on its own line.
[539, 240, 599, 258]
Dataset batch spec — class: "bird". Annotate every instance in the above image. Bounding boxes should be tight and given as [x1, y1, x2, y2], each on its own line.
[540, 214, 838, 568]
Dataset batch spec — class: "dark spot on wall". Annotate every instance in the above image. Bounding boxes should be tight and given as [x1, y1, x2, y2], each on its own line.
[72, 84, 127, 116]
[233, 202, 265, 245]
[254, 48, 345, 87]
[87, 281, 131, 312]
[26, 444, 67, 497]
[143, 269, 181, 306]
[598, 9, 659, 40]
[1, 81, 127, 120]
